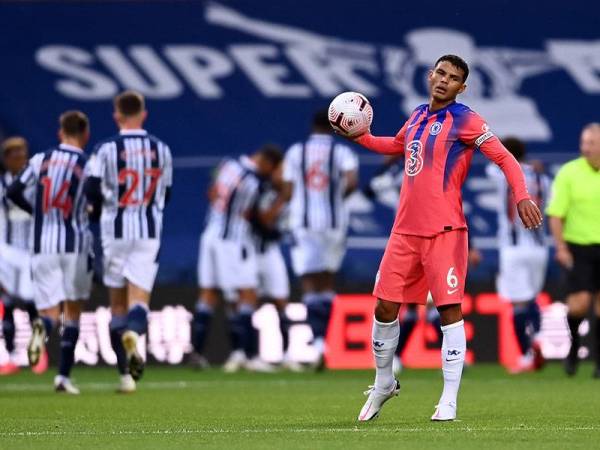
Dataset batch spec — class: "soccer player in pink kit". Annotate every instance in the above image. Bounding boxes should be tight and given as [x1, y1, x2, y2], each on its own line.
[354, 55, 543, 421]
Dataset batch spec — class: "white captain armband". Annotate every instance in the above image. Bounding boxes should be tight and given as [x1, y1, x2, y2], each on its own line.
[475, 131, 494, 147]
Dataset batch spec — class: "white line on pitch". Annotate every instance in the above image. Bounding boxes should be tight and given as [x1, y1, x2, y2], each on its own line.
[1, 425, 598, 437]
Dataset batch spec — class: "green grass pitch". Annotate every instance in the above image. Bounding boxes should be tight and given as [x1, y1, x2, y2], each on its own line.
[1, 363, 599, 449]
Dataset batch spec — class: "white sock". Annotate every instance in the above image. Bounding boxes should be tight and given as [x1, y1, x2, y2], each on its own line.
[439, 320, 466, 405]
[372, 317, 400, 392]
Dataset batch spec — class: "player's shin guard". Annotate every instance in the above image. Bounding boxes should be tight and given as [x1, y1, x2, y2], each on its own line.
[512, 304, 530, 355]
[238, 304, 258, 358]
[192, 302, 214, 354]
[372, 318, 400, 392]
[439, 320, 466, 406]
[109, 315, 128, 375]
[2, 297, 16, 354]
[59, 321, 80, 378]
[126, 304, 148, 335]
[396, 309, 417, 356]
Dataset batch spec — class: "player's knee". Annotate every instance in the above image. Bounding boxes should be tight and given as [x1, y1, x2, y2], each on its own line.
[437, 304, 463, 327]
[568, 292, 591, 317]
[374, 299, 399, 323]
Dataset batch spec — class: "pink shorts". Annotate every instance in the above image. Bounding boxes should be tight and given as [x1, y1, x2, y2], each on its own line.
[373, 230, 468, 307]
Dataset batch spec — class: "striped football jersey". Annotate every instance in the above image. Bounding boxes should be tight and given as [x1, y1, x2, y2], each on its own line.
[283, 133, 358, 232]
[89, 129, 172, 241]
[0, 172, 33, 250]
[487, 162, 551, 247]
[18, 143, 91, 254]
[204, 155, 260, 243]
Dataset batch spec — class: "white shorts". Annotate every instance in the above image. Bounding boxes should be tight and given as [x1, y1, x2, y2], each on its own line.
[103, 239, 160, 292]
[197, 230, 258, 292]
[0, 244, 33, 301]
[31, 253, 93, 310]
[290, 228, 347, 276]
[497, 246, 549, 302]
[257, 243, 290, 300]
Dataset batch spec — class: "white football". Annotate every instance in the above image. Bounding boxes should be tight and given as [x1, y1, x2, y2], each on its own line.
[328, 91, 373, 138]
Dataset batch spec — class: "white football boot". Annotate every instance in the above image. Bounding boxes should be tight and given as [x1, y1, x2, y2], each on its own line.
[54, 375, 80, 395]
[223, 350, 247, 373]
[118, 374, 136, 393]
[431, 401, 457, 421]
[122, 331, 145, 381]
[245, 357, 275, 373]
[28, 318, 46, 366]
[358, 379, 400, 421]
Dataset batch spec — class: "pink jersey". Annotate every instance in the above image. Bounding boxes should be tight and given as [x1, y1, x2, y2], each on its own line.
[357, 102, 530, 237]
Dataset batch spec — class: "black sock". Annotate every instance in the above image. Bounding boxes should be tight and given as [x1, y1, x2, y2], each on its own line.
[238, 305, 258, 359]
[2, 298, 15, 354]
[305, 295, 333, 341]
[228, 312, 244, 352]
[567, 314, 583, 358]
[59, 322, 80, 377]
[192, 303, 214, 354]
[526, 300, 541, 335]
[279, 310, 291, 354]
[126, 304, 148, 335]
[109, 315, 128, 375]
[513, 304, 530, 355]
[397, 309, 417, 356]
[23, 300, 38, 323]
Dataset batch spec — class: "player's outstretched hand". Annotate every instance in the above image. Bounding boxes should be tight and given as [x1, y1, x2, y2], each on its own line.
[517, 199, 543, 229]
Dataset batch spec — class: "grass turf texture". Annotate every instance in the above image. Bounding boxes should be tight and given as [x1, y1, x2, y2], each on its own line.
[1, 363, 599, 449]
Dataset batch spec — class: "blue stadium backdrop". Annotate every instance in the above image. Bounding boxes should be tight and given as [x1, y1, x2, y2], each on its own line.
[0, 0, 598, 366]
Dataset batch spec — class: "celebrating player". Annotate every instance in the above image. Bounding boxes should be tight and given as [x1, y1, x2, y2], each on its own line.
[352, 55, 542, 421]
[249, 161, 300, 370]
[281, 109, 358, 370]
[7, 111, 94, 394]
[85, 91, 173, 392]
[487, 137, 551, 374]
[193, 145, 283, 372]
[0, 137, 45, 375]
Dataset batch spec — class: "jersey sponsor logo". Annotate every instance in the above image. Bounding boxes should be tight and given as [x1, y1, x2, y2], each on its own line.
[430, 121, 443, 135]
[405, 140, 424, 177]
[475, 131, 494, 147]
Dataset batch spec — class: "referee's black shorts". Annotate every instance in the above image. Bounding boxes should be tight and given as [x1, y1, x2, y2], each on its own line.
[566, 243, 600, 294]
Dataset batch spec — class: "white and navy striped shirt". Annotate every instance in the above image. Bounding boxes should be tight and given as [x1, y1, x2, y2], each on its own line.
[487, 163, 551, 248]
[19, 144, 91, 254]
[283, 134, 358, 232]
[89, 129, 173, 241]
[0, 172, 33, 250]
[205, 156, 260, 243]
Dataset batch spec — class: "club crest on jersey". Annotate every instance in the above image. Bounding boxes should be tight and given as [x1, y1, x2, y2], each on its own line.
[405, 140, 424, 176]
[430, 121, 443, 135]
